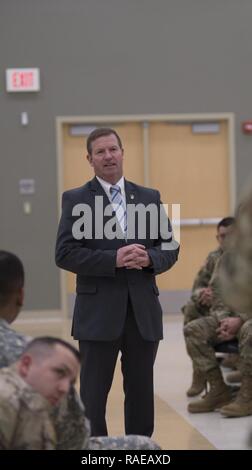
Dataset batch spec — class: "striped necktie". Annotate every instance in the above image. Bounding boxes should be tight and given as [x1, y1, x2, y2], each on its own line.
[110, 184, 127, 236]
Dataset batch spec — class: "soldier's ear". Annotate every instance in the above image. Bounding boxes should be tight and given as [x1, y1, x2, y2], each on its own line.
[19, 354, 32, 378]
[16, 287, 24, 308]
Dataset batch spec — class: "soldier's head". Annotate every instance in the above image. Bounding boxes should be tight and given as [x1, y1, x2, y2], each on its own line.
[17, 337, 80, 406]
[0, 251, 24, 323]
[216, 217, 235, 250]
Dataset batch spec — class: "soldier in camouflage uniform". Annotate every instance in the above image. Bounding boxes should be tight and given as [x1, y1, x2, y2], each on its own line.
[218, 186, 252, 419]
[0, 250, 160, 450]
[220, 184, 252, 315]
[182, 217, 235, 397]
[0, 336, 81, 450]
[184, 252, 252, 416]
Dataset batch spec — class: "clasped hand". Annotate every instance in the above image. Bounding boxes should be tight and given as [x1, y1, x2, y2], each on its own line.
[216, 317, 242, 341]
[116, 244, 150, 270]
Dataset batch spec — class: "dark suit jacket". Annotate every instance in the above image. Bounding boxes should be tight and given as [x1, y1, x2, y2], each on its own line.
[55, 177, 179, 341]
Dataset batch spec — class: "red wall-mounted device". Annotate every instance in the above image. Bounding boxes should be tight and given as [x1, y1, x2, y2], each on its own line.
[242, 121, 252, 134]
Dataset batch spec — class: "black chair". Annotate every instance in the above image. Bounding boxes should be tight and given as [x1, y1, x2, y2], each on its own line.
[215, 338, 239, 354]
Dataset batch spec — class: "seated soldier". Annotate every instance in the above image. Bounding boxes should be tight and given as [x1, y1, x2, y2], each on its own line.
[184, 251, 252, 416]
[0, 250, 160, 450]
[219, 186, 252, 418]
[0, 336, 80, 449]
[182, 217, 235, 397]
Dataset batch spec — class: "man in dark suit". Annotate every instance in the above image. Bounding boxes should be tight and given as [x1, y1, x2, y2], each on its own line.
[55, 127, 179, 437]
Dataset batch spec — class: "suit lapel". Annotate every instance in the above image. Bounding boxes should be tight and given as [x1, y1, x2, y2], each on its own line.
[125, 180, 139, 243]
[125, 180, 138, 206]
[89, 177, 111, 205]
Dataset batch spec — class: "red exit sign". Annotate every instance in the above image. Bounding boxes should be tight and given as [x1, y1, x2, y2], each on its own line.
[6, 68, 40, 92]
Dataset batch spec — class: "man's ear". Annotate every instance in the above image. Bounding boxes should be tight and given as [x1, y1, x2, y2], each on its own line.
[87, 153, 93, 166]
[19, 354, 32, 378]
[16, 287, 24, 308]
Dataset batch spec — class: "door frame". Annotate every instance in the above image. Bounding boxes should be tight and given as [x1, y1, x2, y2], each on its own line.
[56, 113, 236, 319]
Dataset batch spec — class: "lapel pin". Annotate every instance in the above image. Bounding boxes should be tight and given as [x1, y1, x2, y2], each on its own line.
[130, 194, 135, 200]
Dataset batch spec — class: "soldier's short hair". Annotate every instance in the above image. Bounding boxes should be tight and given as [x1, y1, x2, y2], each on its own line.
[217, 217, 235, 230]
[0, 251, 24, 307]
[86, 127, 122, 155]
[21, 336, 81, 363]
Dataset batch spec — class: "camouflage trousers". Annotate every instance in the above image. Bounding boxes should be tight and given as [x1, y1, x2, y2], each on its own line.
[184, 314, 252, 375]
[88, 435, 161, 450]
[182, 295, 210, 325]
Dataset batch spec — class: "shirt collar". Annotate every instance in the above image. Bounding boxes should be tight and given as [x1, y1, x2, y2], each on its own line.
[96, 176, 125, 197]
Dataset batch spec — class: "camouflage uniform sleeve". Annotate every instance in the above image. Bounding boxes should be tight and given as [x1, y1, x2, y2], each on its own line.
[236, 313, 251, 323]
[209, 257, 229, 312]
[192, 250, 220, 294]
[0, 397, 18, 449]
[50, 386, 91, 450]
[208, 256, 240, 322]
[13, 405, 56, 450]
[209, 255, 249, 322]
[0, 327, 30, 369]
[0, 368, 56, 450]
[87, 435, 161, 450]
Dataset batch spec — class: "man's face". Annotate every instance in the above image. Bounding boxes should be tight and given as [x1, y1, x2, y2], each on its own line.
[22, 344, 79, 406]
[216, 225, 233, 250]
[87, 133, 124, 184]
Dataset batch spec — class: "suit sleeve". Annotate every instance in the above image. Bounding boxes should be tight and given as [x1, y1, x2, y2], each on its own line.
[146, 192, 180, 275]
[55, 191, 117, 277]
